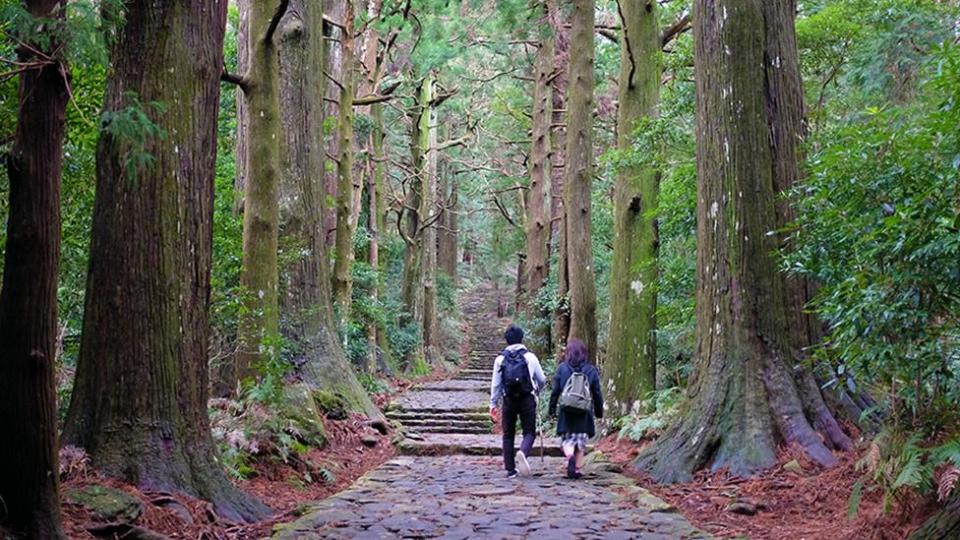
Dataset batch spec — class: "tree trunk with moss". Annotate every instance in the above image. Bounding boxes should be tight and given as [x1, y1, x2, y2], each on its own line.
[400, 76, 433, 366]
[0, 1, 68, 537]
[437, 170, 458, 283]
[605, 0, 659, 416]
[523, 6, 553, 345]
[763, 0, 854, 448]
[549, 0, 569, 354]
[331, 0, 357, 321]
[636, 0, 850, 483]
[562, 0, 598, 361]
[274, 0, 381, 417]
[62, 0, 268, 522]
[370, 101, 395, 371]
[235, 0, 285, 385]
[421, 86, 440, 364]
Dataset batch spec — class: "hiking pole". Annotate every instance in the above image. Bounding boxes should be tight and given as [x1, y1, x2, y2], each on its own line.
[537, 395, 545, 464]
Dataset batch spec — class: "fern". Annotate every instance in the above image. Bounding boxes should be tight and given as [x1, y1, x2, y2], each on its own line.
[848, 478, 865, 520]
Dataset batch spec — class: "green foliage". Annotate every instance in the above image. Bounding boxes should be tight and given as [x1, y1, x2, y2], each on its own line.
[849, 428, 960, 517]
[100, 92, 167, 183]
[788, 43, 960, 425]
[614, 387, 683, 442]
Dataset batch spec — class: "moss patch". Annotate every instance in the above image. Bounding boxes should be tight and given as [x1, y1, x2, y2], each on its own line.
[67, 485, 143, 523]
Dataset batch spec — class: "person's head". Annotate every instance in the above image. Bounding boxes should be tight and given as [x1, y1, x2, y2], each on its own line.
[564, 338, 588, 368]
[504, 324, 524, 345]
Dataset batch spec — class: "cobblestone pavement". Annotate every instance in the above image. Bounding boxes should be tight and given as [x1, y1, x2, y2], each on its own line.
[270, 284, 707, 539]
[272, 456, 708, 539]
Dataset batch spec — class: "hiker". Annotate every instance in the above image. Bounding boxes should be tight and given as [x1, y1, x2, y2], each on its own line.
[489, 324, 547, 478]
[548, 338, 604, 479]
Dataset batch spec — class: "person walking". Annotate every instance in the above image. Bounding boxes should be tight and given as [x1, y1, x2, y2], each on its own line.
[490, 324, 547, 478]
[548, 338, 604, 479]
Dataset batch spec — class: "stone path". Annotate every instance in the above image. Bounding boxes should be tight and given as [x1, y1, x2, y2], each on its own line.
[272, 284, 708, 539]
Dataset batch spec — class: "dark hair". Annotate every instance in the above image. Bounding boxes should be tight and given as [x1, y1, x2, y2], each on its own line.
[564, 339, 588, 369]
[504, 324, 524, 345]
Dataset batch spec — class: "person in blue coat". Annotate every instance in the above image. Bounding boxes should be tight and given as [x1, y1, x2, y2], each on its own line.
[548, 338, 604, 479]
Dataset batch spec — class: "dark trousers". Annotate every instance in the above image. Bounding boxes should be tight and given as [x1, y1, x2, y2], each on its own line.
[502, 393, 537, 472]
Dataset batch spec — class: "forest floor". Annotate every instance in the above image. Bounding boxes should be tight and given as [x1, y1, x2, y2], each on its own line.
[598, 436, 935, 539]
[58, 364, 458, 539]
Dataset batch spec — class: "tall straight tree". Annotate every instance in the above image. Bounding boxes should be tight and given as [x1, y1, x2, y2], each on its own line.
[63, 0, 268, 521]
[274, 0, 381, 415]
[0, 0, 68, 536]
[523, 1, 554, 344]
[637, 0, 851, 483]
[331, 0, 358, 319]
[548, 0, 570, 352]
[233, 0, 288, 384]
[605, 0, 660, 415]
[561, 0, 598, 360]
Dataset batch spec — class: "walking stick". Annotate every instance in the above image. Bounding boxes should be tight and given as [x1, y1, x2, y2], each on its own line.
[537, 396, 545, 464]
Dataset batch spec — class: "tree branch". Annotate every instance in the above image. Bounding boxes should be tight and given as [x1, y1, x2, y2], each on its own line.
[661, 12, 691, 48]
[265, 0, 291, 44]
[220, 70, 251, 93]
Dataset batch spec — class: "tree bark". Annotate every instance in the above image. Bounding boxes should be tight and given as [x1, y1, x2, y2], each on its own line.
[437, 168, 458, 282]
[636, 0, 848, 483]
[331, 0, 357, 320]
[421, 78, 440, 364]
[275, 0, 381, 417]
[562, 0, 598, 361]
[549, 0, 569, 354]
[235, 0, 286, 384]
[0, 1, 68, 537]
[398, 76, 433, 367]
[763, 0, 854, 449]
[523, 6, 553, 345]
[62, 0, 268, 522]
[605, 0, 659, 416]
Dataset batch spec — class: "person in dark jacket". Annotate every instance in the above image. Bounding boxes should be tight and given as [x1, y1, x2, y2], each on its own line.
[548, 338, 604, 479]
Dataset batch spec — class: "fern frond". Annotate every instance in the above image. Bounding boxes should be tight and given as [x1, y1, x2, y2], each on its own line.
[937, 466, 959, 502]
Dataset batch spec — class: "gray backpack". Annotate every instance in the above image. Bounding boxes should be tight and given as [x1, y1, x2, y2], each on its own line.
[559, 370, 592, 413]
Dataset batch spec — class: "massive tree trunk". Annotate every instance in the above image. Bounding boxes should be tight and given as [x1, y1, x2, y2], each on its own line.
[235, 0, 285, 384]
[62, 0, 268, 522]
[523, 6, 553, 345]
[636, 0, 849, 483]
[561, 0, 598, 361]
[275, 0, 381, 416]
[763, 0, 853, 449]
[331, 0, 357, 320]
[0, 1, 68, 536]
[605, 0, 660, 416]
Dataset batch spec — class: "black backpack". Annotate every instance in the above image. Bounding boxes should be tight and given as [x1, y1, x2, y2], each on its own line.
[500, 347, 532, 398]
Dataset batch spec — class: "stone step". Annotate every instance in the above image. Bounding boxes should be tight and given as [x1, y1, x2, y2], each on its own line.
[399, 418, 492, 429]
[386, 411, 490, 422]
[408, 426, 492, 434]
[389, 390, 488, 413]
[397, 433, 582, 457]
[417, 380, 488, 392]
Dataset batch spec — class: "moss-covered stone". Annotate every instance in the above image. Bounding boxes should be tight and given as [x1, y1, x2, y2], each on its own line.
[312, 389, 348, 421]
[67, 485, 142, 523]
[281, 383, 328, 447]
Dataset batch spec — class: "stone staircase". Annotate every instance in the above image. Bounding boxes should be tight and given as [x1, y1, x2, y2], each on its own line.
[388, 283, 568, 457]
[272, 282, 710, 539]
